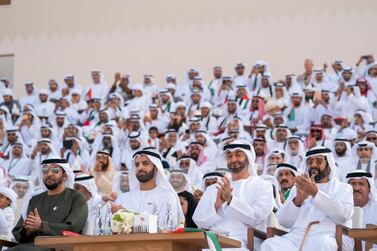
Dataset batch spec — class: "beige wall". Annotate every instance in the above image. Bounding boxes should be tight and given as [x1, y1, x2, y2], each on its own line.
[0, 54, 14, 83]
[1, 0, 377, 98]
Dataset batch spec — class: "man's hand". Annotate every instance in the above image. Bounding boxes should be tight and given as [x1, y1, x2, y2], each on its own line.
[193, 189, 203, 201]
[279, 191, 286, 204]
[214, 189, 225, 211]
[217, 177, 233, 205]
[110, 203, 124, 214]
[293, 186, 309, 207]
[296, 173, 318, 198]
[102, 192, 117, 203]
[24, 209, 42, 232]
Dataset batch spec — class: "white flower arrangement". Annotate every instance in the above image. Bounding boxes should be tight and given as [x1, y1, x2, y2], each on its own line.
[111, 209, 135, 234]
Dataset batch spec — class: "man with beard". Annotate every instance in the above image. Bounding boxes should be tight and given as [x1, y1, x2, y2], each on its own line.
[0, 127, 19, 160]
[200, 102, 218, 135]
[35, 89, 55, 120]
[305, 125, 333, 150]
[51, 112, 68, 140]
[253, 137, 267, 175]
[233, 63, 248, 86]
[261, 146, 354, 251]
[90, 109, 109, 135]
[284, 136, 305, 171]
[217, 96, 239, 133]
[333, 138, 353, 178]
[121, 131, 144, 170]
[169, 170, 189, 193]
[113, 148, 184, 229]
[273, 163, 298, 204]
[10, 177, 33, 222]
[92, 150, 116, 195]
[193, 140, 274, 248]
[208, 66, 223, 103]
[31, 138, 56, 177]
[365, 130, 377, 147]
[285, 91, 310, 132]
[11, 157, 88, 251]
[187, 141, 213, 174]
[297, 59, 314, 86]
[340, 141, 376, 182]
[3, 142, 32, 177]
[270, 125, 290, 150]
[112, 171, 130, 196]
[74, 174, 105, 235]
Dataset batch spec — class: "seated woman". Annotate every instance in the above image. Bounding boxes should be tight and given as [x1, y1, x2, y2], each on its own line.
[178, 191, 197, 228]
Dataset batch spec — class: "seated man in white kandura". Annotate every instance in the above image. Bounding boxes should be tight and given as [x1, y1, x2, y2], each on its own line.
[260, 146, 354, 251]
[193, 140, 274, 250]
[112, 148, 184, 229]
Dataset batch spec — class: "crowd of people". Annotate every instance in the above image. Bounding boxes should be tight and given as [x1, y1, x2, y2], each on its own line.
[0, 54, 377, 250]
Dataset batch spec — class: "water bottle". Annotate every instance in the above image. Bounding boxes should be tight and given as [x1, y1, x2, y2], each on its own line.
[164, 202, 174, 231]
[94, 207, 103, 235]
[102, 203, 112, 235]
[152, 202, 158, 216]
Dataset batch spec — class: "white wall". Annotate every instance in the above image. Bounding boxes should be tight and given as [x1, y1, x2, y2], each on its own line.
[1, 0, 377, 97]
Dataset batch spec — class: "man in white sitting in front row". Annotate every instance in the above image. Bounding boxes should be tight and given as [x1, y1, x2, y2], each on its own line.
[112, 148, 184, 230]
[193, 140, 274, 250]
[260, 146, 354, 251]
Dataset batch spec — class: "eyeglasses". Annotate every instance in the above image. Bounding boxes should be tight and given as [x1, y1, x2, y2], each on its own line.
[42, 167, 62, 174]
[306, 158, 326, 166]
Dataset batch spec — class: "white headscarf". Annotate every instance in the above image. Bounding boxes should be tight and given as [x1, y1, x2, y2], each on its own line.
[9, 176, 33, 201]
[0, 186, 17, 209]
[346, 170, 377, 202]
[175, 156, 203, 189]
[168, 169, 192, 193]
[112, 171, 129, 196]
[351, 140, 377, 159]
[74, 174, 99, 198]
[333, 138, 352, 158]
[39, 155, 75, 191]
[221, 139, 258, 177]
[273, 162, 299, 180]
[8, 142, 27, 159]
[305, 146, 337, 179]
[284, 135, 306, 163]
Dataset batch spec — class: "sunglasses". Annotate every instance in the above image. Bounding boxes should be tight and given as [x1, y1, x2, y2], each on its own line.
[42, 166, 62, 174]
[310, 129, 322, 133]
[306, 158, 326, 165]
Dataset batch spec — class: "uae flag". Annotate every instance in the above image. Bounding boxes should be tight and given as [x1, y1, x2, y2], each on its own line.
[85, 88, 92, 101]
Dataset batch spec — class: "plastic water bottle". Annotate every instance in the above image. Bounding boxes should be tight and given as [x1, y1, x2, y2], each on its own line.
[164, 202, 174, 231]
[102, 203, 113, 235]
[94, 207, 103, 235]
